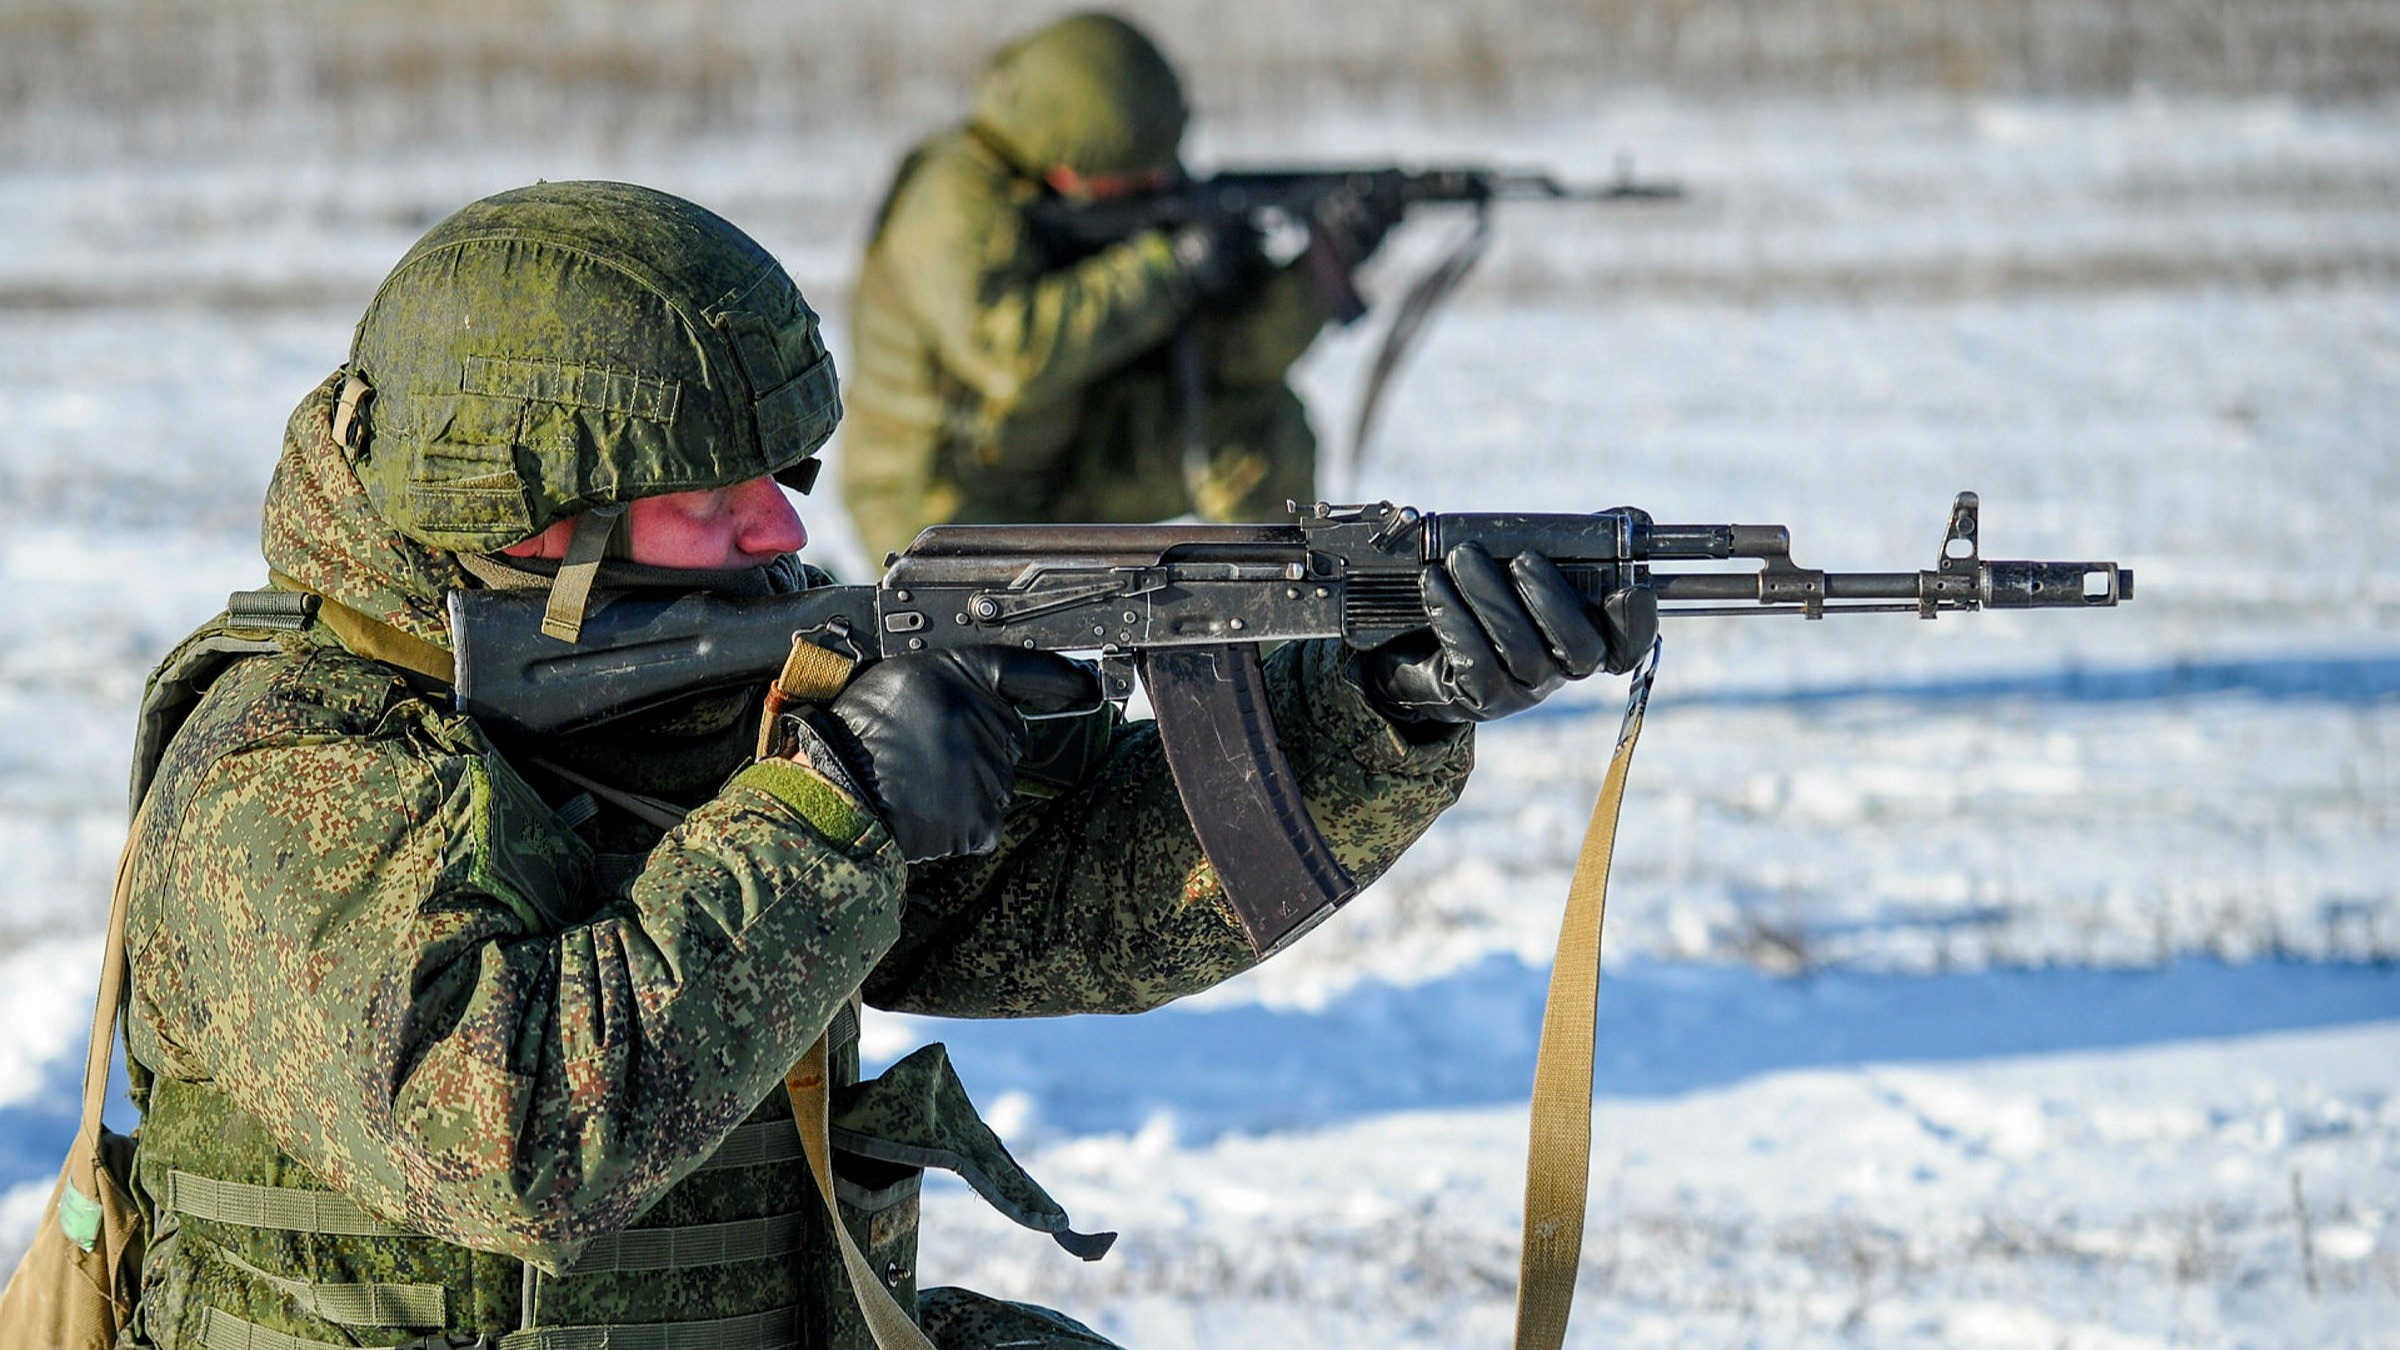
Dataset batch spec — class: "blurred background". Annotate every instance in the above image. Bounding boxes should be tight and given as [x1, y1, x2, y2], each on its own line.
[0, 2, 2394, 1345]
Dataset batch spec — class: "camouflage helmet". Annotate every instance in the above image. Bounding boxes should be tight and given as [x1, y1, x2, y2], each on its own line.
[971, 12, 1187, 178]
[343, 180, 838, 556]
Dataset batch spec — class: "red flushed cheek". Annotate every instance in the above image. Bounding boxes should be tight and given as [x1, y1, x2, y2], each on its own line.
[623, 495, 730, 568]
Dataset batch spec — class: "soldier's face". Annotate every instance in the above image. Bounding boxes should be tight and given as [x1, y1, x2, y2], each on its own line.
[1044, 165, 1171, 200]
[500, 476, 807, 570]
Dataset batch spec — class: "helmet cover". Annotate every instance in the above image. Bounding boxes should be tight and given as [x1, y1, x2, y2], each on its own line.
[347, 180, 838, 553]
[971, 12, 1188, 178]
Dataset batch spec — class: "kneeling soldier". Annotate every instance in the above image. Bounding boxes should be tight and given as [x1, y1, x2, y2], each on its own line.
[119, 180, 1641, 1348]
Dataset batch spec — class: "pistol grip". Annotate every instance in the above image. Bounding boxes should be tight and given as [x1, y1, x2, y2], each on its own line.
[1302, 228, 1369, 325]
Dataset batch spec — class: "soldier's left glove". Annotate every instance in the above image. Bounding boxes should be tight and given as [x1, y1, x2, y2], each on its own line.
[1358, 542, 1657, 727]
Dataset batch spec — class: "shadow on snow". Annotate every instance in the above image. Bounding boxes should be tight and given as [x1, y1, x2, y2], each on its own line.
[2, 961, 2391, 1197]
[879, 957, 2400, 1144]
[1652, 650, 2400, 713]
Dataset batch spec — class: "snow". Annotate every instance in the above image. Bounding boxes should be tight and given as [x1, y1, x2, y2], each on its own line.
[907, 1022, 2399, 1347]
[0, 91, 2394, 1344]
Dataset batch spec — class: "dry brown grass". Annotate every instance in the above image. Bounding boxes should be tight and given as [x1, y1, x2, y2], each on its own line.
[1, 0, 2395, 163]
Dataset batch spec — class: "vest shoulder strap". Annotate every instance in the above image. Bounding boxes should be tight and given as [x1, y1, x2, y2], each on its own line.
[128, 593, 306, 816]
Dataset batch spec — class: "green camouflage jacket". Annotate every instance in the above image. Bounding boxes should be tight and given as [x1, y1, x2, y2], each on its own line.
[119, 374, 1472, 1347]
[841, 127, 1330, 562]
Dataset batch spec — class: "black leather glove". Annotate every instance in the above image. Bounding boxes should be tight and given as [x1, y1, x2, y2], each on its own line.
[798, 648, 1098, 862]
[1360, 543, 1657, 727]
[1170, 213, 1264, 301]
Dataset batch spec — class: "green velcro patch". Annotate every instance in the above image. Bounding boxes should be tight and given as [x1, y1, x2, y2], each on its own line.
[58, 1176, 102, 1251]
[733, 760, 881, 848]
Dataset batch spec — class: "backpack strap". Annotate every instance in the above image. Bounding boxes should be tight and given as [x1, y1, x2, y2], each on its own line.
[261, 571, 456, 687]
[27, 787, 159, 1350]
[127, 602, 293, 816]
[61, 796, 147, 1237]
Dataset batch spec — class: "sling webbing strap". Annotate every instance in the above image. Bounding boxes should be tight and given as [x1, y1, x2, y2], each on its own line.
[213, 1245, 446, 1329]
[757, 634, 938, 1348]
[1512, 640, 1659, 1350]
[195, 1303, 804, 1350]
[75, 799, 146, 1185]
[754, 635, 858, 759]
[19, 788, 154, 1340]
[160, 1171, 410, 1237]
[263, 569, 456, 687]
[528, 756, 691, 832]
[1344, 201, 1493, 487]
[566, 1209, 811, 1275]
[786, 1034, 936, 1350]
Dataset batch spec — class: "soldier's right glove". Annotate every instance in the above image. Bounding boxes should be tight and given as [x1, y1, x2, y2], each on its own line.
[1358, 542, 1658, 728]
[1170, 213, 1264, 301]
[792, 648, 1098, 862]
[1319, 188, 1406, 264]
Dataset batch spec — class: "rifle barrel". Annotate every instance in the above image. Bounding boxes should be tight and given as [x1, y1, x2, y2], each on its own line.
[1653, 571, 1923, 601]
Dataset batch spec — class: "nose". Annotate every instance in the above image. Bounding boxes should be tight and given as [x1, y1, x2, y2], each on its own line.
[732, 476, 808, 559]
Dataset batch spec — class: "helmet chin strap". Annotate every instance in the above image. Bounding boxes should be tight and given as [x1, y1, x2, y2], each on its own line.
[540, 503, 629, 644]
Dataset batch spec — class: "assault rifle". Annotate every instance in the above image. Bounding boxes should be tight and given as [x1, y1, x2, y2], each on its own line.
[1026, 160, 1682, 469]
[452, 492, 2130, 957]
[1028, 163, 1679, 324]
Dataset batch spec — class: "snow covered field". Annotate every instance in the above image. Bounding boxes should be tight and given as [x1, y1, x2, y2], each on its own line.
[0, 91, 2395, 1345]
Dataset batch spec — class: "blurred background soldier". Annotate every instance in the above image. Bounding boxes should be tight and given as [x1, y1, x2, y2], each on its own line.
[840, 10, 1399, 562]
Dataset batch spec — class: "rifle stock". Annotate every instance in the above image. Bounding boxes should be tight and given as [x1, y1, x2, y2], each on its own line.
[452, 493, 2130, 952]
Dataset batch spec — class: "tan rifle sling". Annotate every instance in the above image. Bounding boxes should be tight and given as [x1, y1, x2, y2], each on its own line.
[760, 637, 939, 1350]
[1513, 641, 1659, 1350]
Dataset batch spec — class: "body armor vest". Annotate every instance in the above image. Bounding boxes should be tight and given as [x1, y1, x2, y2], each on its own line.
[122, 601, 1103, 1349]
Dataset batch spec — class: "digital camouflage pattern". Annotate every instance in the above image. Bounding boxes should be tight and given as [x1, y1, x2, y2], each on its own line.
[918, 1289, 1123, 1349]
[122, 376, 1474, 1347]
[841, 17, 1329, 562]
[263, 372, 470, 651]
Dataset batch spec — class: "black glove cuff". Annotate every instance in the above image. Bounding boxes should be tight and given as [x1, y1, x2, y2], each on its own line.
[770, 711, 879, 817]
[1601, 587, 1661, 675]
[1343, 648, 1471, 743]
